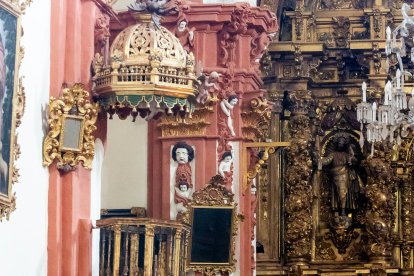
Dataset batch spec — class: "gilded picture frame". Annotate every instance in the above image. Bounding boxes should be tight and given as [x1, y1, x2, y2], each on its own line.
[43, 83, 99, 171]
[182, 175, 239, 275]
[0, 0, 27, 220]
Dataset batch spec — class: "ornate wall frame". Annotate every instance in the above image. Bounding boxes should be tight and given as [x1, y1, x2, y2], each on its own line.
[181, 175, 240, 275]
[0, 0, 29, 220]
[43, 83, 99, 172]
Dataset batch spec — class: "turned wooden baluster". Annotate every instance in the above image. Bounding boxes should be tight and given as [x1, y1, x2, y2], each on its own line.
[144, 225, 155, 276]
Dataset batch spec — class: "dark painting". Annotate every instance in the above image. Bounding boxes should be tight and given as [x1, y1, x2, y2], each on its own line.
[0, 7, 17, 196]
[190, 207, 233, 264]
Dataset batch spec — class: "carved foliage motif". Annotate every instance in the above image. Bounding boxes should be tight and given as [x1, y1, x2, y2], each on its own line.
[250, 32, 271, 64]
[94, 11, 110, 60]
[218, 4, 251, 68]
[324, 228, 359, 254]
[284, 93, 313, 259]
[372, 8, 382, 38]
[293, 45, 303, 77]
[157, 105, 213, 137]
[372, 42, 381, 74]
[333, 17, 350, 48]
[241, 97, 271, 142]
[315, 236, 337, 260]
[362, 143, 396, 259]
[319, 0, 363, 9]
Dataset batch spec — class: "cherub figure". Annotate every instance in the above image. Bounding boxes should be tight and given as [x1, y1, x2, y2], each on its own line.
[195, 71, 220, 104]
[219, 151, 233, 190]
[174, 180, 192, 214]
[220, 95, 238, 137]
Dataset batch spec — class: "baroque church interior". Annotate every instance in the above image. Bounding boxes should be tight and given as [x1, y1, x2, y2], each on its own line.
[1, 0, 414, 275]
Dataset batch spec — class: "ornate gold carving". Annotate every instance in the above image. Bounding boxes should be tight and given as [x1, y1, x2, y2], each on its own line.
[93, 10, 196, 120]
[182, 175, 240, 275]
[372, 8, 382, 38]
[311, 70, 336, 81]
[315, 235, 337, 261]
[157, 105, 213, 137]
[242, 142, 289, 192]
[294, 8, 303, 41]
[43, 83, 99, 171]
[260, 51, 272, 76]
[241, 97, 271, 142]
[362, 142, 396, 262]
[325, 228, 359, 254]
[284, 91, 314, 261]
[372, 43, 382, 75]
[333, 17, 350, 48]
[293, 45, 303, 77]
[320, 0, 363, 9]
[96, 217, 190, 276]
[250, 32, 271, 64]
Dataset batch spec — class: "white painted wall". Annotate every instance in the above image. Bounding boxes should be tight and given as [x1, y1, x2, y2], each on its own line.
[101, 117, 148, 209]
[0, 1, 50, 275]
[91, 139, 104, 276]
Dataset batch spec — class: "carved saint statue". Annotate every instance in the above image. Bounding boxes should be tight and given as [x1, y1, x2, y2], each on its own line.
[174, 180, 192, 214]
[220, 95, 238, 137]
[171, 141, 194, 219]
[218, 151, 233, 190]
[319, 134, 361, 216]
[174, 19, 194, 53]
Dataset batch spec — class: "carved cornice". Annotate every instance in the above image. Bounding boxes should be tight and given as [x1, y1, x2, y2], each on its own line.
[157, 105, 213, 137]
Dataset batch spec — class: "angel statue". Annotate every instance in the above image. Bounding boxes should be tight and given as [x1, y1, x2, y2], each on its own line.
[129, 0, 180, 27]
[195, 71, 220, 104]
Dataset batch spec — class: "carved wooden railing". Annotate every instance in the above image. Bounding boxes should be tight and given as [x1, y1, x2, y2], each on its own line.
[97, 217, 190, 276]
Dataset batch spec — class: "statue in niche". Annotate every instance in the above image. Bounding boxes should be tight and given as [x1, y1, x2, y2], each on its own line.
[218, 151, 233, 190]
[174, 180, 192, 215]
[172, 141, 194, 218]
[172, 141, 194, 188]
[174, 19, 194, 54]
[220, 95, 239, 137]
[318, 133, 362, 219]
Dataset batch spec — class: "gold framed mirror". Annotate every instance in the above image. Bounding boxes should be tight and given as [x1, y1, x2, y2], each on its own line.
[43, 83, 99, 171]
[59, 115, 84, 152]
[181, 175, 240, 275]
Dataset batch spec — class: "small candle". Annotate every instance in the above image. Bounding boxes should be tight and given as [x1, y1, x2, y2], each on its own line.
[362, 82, 367, 102]
[372, 102, 377, 121]
[397, 69, 401, 89]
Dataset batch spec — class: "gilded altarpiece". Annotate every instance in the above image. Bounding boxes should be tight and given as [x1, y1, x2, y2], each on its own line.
[259, 0, 414, 274]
